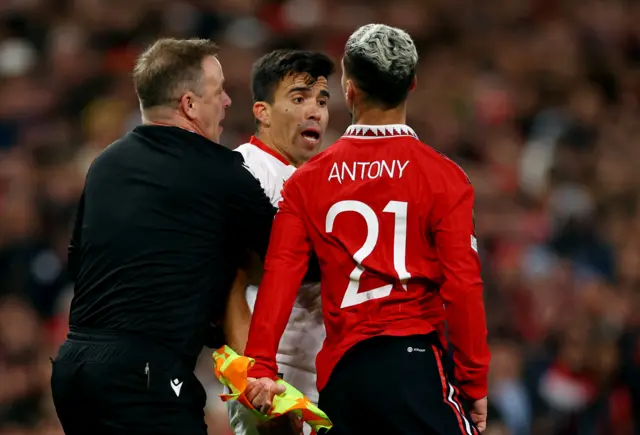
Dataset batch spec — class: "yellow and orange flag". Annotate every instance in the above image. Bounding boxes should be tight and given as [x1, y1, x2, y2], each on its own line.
[212, 345, 333, 432]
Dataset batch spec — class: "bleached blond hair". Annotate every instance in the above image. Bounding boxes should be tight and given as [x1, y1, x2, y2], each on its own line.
[343, 24, 418, 108]
[346, 24, 417, 79]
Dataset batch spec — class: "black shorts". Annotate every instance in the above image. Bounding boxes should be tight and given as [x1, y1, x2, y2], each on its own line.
[317, 333, 480, 435]
[50, 330, 207, 435]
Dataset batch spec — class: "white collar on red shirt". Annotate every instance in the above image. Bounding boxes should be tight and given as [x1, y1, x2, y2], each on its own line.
[342, 124, 418, 139]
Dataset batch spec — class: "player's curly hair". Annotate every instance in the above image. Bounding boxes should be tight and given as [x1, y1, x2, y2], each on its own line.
[344, 24, 418, 109]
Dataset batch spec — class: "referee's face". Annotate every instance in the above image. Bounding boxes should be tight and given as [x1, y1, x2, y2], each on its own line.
[195, 56, 231, 143]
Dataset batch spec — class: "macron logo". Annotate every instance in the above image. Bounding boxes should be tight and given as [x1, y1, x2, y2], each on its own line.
[170, 378, 183, 397]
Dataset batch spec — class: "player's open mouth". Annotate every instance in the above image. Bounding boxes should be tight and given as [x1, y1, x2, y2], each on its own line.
[301, 129, 321, 145]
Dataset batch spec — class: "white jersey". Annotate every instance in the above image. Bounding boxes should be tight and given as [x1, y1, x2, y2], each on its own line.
[227, 136, 323, 435]
[236, 138, 295, 207]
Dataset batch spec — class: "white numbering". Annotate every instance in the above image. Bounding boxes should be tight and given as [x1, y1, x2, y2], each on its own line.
[325, 200, 411, 308]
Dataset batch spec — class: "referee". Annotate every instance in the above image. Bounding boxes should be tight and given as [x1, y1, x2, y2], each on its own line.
[50, 38, 276, 435]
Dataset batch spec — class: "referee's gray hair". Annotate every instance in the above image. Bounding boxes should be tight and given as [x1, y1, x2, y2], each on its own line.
[345, 24, 418, 82]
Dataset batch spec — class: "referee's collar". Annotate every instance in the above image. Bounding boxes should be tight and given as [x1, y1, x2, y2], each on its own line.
[342, 124, 418, 139]
[134, 124, 219, 146]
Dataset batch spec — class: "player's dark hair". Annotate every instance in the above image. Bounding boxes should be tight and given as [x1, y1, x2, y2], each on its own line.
[133, 38, 219, 109]
[251, 50, 335, 105]
[343, 54, 414, 109]
[343, 24, 418, 109]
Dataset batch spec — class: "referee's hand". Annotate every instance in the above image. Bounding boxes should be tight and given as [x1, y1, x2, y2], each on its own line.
[471, 397, 488, 433]
[245, 377, 286, 413]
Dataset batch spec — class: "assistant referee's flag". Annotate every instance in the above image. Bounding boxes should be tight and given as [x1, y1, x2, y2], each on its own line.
[212, 345, 333, 432]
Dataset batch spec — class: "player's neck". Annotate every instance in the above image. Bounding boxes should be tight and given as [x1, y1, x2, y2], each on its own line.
[255, 132, 301, 168]
[352, 105, 407, 127]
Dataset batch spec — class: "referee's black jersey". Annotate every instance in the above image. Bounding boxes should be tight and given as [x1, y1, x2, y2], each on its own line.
[67, 125, 276, 365]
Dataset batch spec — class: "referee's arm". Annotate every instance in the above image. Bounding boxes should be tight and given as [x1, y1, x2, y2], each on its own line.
[218, 159, 276, 353]
[228, 157, 277, 260]
[223, 269, 251, 354]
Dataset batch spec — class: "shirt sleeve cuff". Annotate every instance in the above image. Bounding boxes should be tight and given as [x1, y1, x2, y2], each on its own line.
[247, 361, 278, 380]
[458, 380, 488, 401]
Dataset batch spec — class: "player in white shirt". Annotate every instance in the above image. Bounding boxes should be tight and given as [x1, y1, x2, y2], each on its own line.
[224, 49, 335, 435]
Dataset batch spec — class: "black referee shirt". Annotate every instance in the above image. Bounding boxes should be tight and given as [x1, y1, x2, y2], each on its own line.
[67, 125, 276, 365]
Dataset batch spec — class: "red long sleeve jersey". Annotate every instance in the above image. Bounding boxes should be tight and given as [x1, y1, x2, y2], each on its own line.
[245, 124, 490, 400]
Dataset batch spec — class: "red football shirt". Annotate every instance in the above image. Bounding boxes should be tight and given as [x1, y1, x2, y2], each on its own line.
[245, 124, 490, 400]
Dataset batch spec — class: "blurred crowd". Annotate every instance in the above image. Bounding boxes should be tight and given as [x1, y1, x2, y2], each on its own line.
[1, 0, 639, 434]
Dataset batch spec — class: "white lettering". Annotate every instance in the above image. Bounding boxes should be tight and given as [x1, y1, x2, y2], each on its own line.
[328, 162, 341, 184]
[357, 161, 369, 179]
[381, 160, 394, 178]
[397, 160, 409, 178]
[342, 162, 356, 181]
[328, 160, 410, 183]
[367, 161, 381, 178]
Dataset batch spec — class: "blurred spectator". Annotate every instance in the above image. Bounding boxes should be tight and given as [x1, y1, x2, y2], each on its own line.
[1, 0, 640, 434]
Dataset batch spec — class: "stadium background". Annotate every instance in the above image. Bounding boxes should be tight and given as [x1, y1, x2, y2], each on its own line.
[1, 0, 639, 434]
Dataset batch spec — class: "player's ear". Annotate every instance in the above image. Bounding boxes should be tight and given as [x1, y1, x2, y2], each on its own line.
[179, 92, 197, 120]
[345, 80, 356, 106]
[252, 102, 271, 128]
[409, 75, 417, 92]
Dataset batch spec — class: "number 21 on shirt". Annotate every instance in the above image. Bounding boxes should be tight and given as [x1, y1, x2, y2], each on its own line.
[325, 200, 410, 308]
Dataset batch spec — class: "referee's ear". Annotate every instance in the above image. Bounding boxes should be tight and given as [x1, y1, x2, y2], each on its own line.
[180, 91, 198, 120]
[253, 101, 270, 128]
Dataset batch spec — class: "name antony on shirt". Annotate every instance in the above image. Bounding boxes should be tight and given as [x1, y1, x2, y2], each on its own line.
[328, 160, 410, 184]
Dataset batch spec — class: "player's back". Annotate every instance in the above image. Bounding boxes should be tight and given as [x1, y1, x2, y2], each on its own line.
[291, 124, 473, 390]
